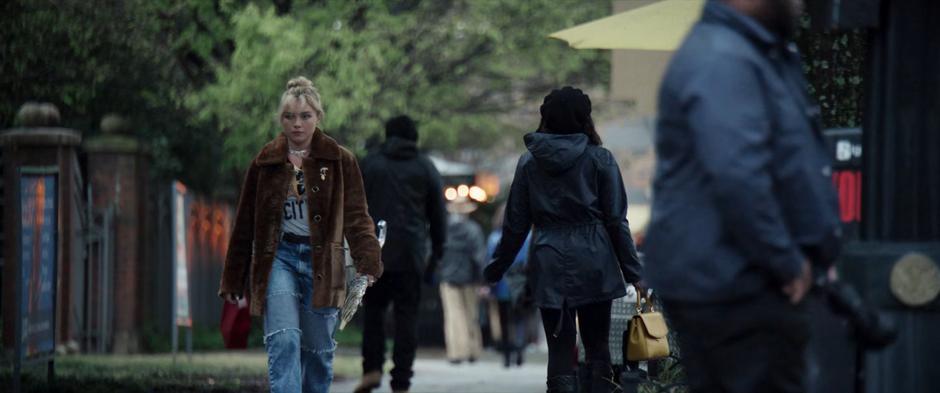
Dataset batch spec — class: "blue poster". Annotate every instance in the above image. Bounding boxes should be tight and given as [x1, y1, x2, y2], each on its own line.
[173, 181, 192, 327]
[20, 174, 57, 360]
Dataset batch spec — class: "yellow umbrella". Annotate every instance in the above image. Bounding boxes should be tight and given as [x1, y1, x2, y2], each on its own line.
[549, 0, 704, 51]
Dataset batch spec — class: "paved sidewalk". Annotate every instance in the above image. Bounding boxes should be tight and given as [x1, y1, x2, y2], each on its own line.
[331, 350, 547, 393]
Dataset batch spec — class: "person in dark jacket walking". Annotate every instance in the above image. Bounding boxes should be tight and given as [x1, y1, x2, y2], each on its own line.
[355, 115, 447, 393]
[436, 198, 487, 364]
[644, 1, 843, 392]
[484, 87, 644, 393]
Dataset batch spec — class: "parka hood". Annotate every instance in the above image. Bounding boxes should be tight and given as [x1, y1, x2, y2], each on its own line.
[382, 136, 418, 160]
[524, 132, 588, 174]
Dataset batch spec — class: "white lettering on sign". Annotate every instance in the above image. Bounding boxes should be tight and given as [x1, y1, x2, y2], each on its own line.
[836, 139, 863, 162]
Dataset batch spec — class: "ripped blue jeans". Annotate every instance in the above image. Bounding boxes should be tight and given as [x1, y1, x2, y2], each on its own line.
[264, 240, 339, 393]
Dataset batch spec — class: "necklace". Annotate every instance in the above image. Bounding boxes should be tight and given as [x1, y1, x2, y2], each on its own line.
[290, 165, 305, 197]
[289, 148, 307, 157]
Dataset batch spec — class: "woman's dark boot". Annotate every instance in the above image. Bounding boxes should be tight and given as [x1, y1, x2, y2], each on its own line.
[578, 363, 592, 393]
[546, 374, 579, 393]
[589, 363, 621, 393]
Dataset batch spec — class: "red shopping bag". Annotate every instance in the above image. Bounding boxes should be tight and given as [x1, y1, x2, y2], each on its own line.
[220, 295, 251, 349]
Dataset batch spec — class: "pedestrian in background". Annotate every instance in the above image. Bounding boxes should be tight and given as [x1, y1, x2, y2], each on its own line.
[356, 115, 448, 393]
[218, 76, 382, 393]
[644, 1, 843, 392]
[484, 87, 644, 393]
[436, 197, 487, 365]
[486, 203, 533, 369]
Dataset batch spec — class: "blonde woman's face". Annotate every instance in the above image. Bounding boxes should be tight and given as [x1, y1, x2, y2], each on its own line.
[280, 97, 319, 147]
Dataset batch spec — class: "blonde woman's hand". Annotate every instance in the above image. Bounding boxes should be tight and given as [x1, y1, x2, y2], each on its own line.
[221, 292, 242, 305]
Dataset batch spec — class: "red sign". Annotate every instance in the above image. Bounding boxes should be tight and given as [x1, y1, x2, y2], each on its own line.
[832, 170, 862, 223]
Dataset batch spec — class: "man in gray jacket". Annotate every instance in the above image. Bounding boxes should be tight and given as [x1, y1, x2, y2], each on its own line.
[436, 198, 486, 364]
[645, 1, 843, 392]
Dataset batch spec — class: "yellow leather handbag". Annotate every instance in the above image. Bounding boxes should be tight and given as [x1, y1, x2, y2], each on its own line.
[625, 292, 670, 361]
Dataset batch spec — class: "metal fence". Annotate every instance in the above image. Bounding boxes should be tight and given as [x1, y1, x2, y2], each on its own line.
[81, 192, 114, 353]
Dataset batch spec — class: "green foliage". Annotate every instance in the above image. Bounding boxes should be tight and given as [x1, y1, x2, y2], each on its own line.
[0, 353, 268, 392]
[796, 20, 867, 128]
[1, 0, 166, 129]
[2, 0, 868, 194]
[335, 323, 364, 347]
[0, 0, 232, 195]
[638, 356, 687, 393]
[140, 323, 173, 353]
[247, 318, 265, 348]
[0, 352, 361, 392]
[3, 0, 609, 191]
[188, 0, 610, 173]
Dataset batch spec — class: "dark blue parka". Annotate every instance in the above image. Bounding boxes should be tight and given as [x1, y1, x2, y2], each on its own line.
[485, 132, 642, 309]
[644, 1, 842, 303]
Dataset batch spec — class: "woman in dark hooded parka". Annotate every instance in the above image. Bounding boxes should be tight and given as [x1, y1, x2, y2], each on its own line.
[484, 87, 644, 393]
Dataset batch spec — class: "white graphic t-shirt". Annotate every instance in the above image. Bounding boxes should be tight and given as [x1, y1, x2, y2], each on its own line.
[282, 165, 310, 236]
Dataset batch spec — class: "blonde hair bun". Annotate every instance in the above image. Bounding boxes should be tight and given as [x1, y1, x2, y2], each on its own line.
[286, 77, 314, 91]
[278, 76, 325, 121]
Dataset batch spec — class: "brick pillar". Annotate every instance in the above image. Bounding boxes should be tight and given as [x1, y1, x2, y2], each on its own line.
[84, 114, 146, 354]
[1, 103, 82, 354]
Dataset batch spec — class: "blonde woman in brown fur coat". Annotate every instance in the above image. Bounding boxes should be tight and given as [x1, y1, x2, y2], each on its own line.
[219, 77, 382, 393]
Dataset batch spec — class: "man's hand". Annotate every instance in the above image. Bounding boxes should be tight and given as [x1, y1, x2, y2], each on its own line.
[782, 260, 812, 304]
[221, 292, 242, 305]
[827, 265, 839, 282]
[477, 286, 491, 298]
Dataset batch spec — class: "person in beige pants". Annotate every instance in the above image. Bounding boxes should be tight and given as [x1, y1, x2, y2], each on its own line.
[435, 198, 486, 363]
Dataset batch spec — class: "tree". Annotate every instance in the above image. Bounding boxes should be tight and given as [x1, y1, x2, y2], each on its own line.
[0, 0, 235, 193]
[2, 0, 169, 131]
[1, 0, 270, 194]
[187, 0, 611, 173]
[3, 0, 611, 194]
[796, 20, 867, 128]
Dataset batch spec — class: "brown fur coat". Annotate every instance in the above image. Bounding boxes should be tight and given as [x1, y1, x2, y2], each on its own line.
[218, 131, 382, 316]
